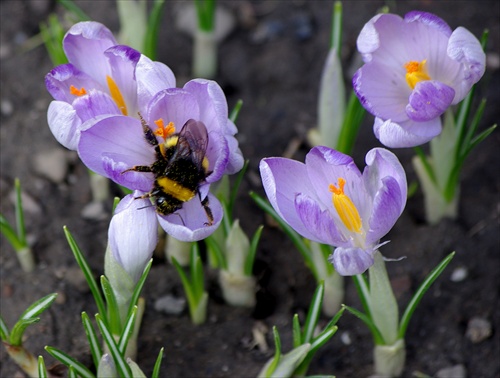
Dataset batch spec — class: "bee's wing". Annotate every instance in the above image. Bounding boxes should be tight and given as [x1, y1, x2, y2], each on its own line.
[173, 119, 209, 169]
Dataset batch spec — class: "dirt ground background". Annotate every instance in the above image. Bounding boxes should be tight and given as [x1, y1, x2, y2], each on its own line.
[1, 1, 499, 377]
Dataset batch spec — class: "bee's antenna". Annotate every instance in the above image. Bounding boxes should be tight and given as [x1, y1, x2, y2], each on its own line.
[136, 203, 155, 211]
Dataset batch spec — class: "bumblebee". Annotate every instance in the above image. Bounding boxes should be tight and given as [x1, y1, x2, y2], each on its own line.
[123, 115, 214, 226]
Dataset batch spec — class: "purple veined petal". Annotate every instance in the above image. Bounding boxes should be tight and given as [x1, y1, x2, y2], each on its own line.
[374, 117, 442, 148]
[223, 133, 244, 175]
[205, 130, 229, 184]
[294, 193, 348, 247]
[45, 64, 104, 103]
[47, 101, 82, 150]
[356, 13, 385, 61]
[305, 146, 366, 215]
[259, 157, 321, 242]
[404, 11, 452, 37]
[406, 80, 455, 122]
[352, 62, 410, 122]
[183, 79, 229, 134]
[63, 21, 117, 82]
[109, 192, 158, 283]
[363, 148, 407, 207]
[329, 246, 375, 276]
[157, 192, 223, 242]
[447, 26, 486, 103]
[136, 55, 176, 111]
[105, 45, 141, 116]
[78, 115, 155, 191]
[365, 176, 404, 245]
[146, 89, 201, 132]
[72, 89, 121, 122]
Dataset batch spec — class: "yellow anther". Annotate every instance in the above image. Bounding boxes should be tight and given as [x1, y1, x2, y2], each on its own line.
[154, 119, 176, 140]
[69, 85, 87, 96]
[329, 178, 363, 234]
[106, 75, 128, 116]
[404, 59, 431, 90]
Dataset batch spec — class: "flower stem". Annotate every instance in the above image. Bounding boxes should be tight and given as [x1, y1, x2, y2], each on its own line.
[17, 246, 35, 273]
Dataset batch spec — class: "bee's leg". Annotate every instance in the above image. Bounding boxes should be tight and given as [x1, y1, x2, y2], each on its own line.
[138, 112, 159, 147]
[122, 165, 152, 174]
[199, 193, 214, 226]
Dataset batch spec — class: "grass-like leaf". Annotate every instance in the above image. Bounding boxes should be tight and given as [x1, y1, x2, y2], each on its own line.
[302, 281, 324, 344]
[95, 313, 132, 378]
[351, 273, 371, 317]
[250, 192, 316, 278]
[10, 318, 40, 347]
[100, 276, 121, 334]
[68, 365, 77, 378]
[151, 347, 164, 378]
[64, 226, 106, 316]
[204, 236, 227, 269]
[336, 91, 366, 155]
[0, 215, 24, 251]
[292, 314, 302, 348]
[38, 355, 48, 378]
[14, 178, 26, 244]
[229, 99, 243, 123]
[398, 252, 455, 339]
[0, 315, 9, 341]
[343, 305, 384, 345]
[56, 0, 91, 21]
[244, 225, 263, 276]
[322, 306, 345, 331]
[45, 346, 95, 378]
[81, 312, 102, 370]
[143, 0, 166, 60]
[126, 259, 152, 322]
[265, 326, 282, 377]
[172, 257, 196, 311]
[118, 306, 137, 355]
[19, 293, 58, 321]
[195, 0, 215, 31]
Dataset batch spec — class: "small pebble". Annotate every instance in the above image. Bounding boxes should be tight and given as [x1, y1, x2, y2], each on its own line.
[154, 294, 186, 315]
[1, 99, 13, 116]
[436, 364, 467, 378]
[9, 189, 41, 215]
[292, 13, 314, 41]
[55, 291, 66, 304]
[251, 20, 285, 44]
[34, 149, 68, 183]
[465, 316, 492, 343]
[450, 266, 468, 282]
[64, 267, 89, 293]
[340, 331, 352, 345]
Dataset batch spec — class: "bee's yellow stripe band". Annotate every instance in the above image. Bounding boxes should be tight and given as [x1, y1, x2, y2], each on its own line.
[157, 177, 195, 202]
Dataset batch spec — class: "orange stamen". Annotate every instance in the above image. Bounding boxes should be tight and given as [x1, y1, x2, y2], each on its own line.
[154, 118, 176, 139]
[69, 85, 87, 96]
[329, 178, 363, 234]
[404, 59, 431, 90]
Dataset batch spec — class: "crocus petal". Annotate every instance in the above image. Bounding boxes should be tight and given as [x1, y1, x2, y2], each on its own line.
[223, 132, 245, 175]
[135, 55, 176, 111]
[63, 21, 117, 82]
[73, 90, 121, 122]
[365, 176, 404, 245]
[406, 81, 455, 122]
[330, 246, 375, 276]
[147, 89, 200, 132]
[105, 45, 141, 115]
[157, 193, 222, 242]
[205, 130, 229, 183]
[47, 101, 82, 150]
[373, 117, 442, 148]
[259, 157, 321, 242]
[364, 148, 407, 206]
[356, 13, 385, 61]
[447, 26, 486, 103]
[404, 11, 452, 37]
[109, 192, 157, 283]
[295, 193, 347, 246]
[78, 115, 155, 191]
[45, 64, 104, 103]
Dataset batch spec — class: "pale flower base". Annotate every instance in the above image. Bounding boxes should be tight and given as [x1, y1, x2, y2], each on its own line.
[373, 339, 406, 377]
[219, 270, 256, 308]
[322, 271, 344, 317]
[412, 156, 459, 225]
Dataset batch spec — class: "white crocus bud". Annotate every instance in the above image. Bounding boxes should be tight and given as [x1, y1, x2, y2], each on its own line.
[219, 220, 256, 307]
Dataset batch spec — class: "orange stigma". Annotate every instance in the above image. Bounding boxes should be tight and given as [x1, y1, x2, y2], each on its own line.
[154, 119, 176, 139]
[69, 85, 87, 96]
[106, 75, 128, 116]
[404, 59, 431, 90]
[329, 178, 363, 234]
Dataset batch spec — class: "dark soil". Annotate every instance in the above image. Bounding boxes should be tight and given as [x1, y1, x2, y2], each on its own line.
[1, 1, 499, 377]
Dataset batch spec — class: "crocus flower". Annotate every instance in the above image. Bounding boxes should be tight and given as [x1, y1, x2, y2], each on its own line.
[45, 21, 175, 150]
[353, 11, 485, 147]
[260, 147, 407, 275]
[108, 191, 158, 283]
[78, 79, 244, 242]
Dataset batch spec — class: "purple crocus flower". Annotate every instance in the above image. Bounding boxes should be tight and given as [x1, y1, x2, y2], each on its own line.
[78, 79, 243, 242]
[108, 192, 158, 283]
[45, 21, 175, 150]
[259, 147, 407, 275]
[353, 11, 485, 148]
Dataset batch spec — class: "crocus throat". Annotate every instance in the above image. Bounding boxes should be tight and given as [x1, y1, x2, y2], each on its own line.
[404, 59, 431, 90]
[106, 75, 128, 116]
[69, 85, 87, 96]
[329, 178, 363, 234]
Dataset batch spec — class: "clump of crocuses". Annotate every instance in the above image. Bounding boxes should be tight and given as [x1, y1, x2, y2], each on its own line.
[353, 11, 485, 147]
[260, 147, 407, 275]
